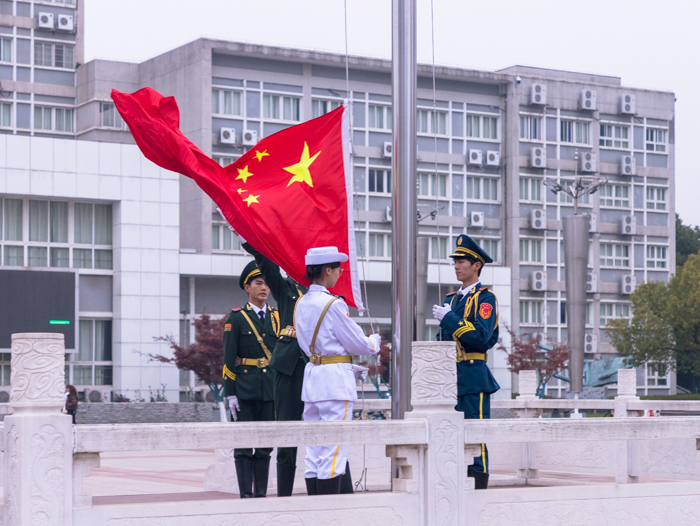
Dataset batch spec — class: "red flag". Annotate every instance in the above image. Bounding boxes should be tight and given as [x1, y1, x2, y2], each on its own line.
[111, 88, 363, 309]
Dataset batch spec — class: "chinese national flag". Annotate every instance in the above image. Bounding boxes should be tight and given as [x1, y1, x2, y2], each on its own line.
[111, 88, 363, 309]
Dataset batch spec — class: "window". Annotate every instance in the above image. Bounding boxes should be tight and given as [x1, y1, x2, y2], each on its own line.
[600, 243, 630, 268]
[646, 363, 668, 386]
[212, 89, 242, 116]
[369, 232, 391, 258]
[519, 239, 542, 263]
[466, 114, 498, 140]
[418, 172, 447, 198]
[519, 177, 542, 201]
[0, 353, 10, 386]
[0, 102, 10, 127]
[34, 42, 74, 68]
[646, 128, 667, 152]
[560, 120, 590, 145]
[100, 102, 125, 129]
[34, 106, 74, 132]
[212, 207, 241, 251]
[430, 237, 448, 261]
[368, 104, 392, 130]
[52, 0, 75, 4]
[68, 320, 113, 387]
[0, 38, 11, 63]
[599, 124, 629, 149]
[2, 198, 22, 241]
[213, 156, 237, 167]
[476, 238, 499, 263]
[646, 187, 666, 210]
[600, 303, 630, 326]
[647, 245, 667, 268]
[263, 94, 300, 121]
[558, 182, 590, 205]
[417, 108, 447, 135]
[564, 302, 592, 326]
[466, 176, 498, 201]
[520, 115, 541, 141]
[520, 300, 542, 325]
[312, 99, 341, 118]
[368, 169, 391, 194]
[599, 184, 630, 208]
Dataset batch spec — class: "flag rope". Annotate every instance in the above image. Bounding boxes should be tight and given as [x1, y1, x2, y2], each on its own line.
[430, 0, 443, 304]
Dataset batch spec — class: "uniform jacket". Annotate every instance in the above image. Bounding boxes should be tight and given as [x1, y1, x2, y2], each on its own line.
[296, 285, 377, 403]
[243, 242, 308, 376]
[438, 282, 500, 396]
[223, 303, 280, 401]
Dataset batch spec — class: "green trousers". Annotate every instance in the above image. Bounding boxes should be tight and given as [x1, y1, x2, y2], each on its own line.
[274, 354, 306, 466]
[234, 399, 274, 460]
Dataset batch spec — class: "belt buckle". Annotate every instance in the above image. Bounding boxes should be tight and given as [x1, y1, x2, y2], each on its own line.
[258, 358, 268, 368]
[310, 354, 321, 365]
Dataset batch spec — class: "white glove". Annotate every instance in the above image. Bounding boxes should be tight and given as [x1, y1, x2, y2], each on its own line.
[433, 304, 450, 321]
[237, 234, 246, 244]
[353, 365, 369, 382]
[368, 333, 382, 353]
[227, 395, 240, 421]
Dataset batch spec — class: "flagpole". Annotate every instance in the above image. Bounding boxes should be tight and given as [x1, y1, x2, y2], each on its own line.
[391, 0, 417, 420]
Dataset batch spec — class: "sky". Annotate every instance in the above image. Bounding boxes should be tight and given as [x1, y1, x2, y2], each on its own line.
[85, 0, 700, 226]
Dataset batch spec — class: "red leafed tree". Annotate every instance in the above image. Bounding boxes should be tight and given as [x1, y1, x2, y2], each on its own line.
[151, 314, 225, 403]
[497, 325, 568, 398]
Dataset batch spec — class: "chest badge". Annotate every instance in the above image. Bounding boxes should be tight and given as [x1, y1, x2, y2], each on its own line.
[479, 303, 493, 319]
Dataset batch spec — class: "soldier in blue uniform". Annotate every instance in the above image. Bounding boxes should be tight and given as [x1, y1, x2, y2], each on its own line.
[432, 234, 500, 490]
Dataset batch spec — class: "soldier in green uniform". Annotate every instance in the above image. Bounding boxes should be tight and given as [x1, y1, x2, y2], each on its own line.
[223, 260, 280, 498]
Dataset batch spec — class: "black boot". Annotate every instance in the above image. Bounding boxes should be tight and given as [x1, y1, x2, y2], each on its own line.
[339, 462, 354, 494]
[305, 477, 318, 495]
[468, 470, 489, 490]
[316, 475, 342, 495]
[253, 458, 270, 497]
[276, 463, 296, 497]
[234, 458, 254, 498]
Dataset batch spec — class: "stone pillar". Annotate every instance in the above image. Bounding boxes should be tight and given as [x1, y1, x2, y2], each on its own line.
[4, 333, 73, 526]
[511, 370, 540, 480]
[614, 368, 640, 484]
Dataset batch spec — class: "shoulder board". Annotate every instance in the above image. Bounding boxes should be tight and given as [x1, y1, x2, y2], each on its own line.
[446, 291, 457, 297]
[480, 287, 490, 292]
[231, 307, 242, 312]
[335, 295, 346, 301]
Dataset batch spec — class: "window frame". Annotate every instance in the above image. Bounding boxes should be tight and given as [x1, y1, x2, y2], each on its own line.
[466, 175, 499, 202]
[519, 238, 543, 263]
[466, 112, 499, 141]
[600, 242, 630, 268]
[416, 107, 448, 136]
[311, 98, 342, 119]
[519, 176, 543, 202]
[211, 87, 243, 117]
[645, 127, 668, 153]
[600, 302, 631, 327]
[417, 172, 449, 199]
[262, 92, 301, 122]
[368, 168, 391, 195]
[646, 245, 667, 269]
[367, 103, 393, 131]
[476, 238, 500, 264]
[599, 123, 630, 149]
[560, 119, 591, 145]
[599, 183, 631, 209]
[0, 37, 12, 63]
[519, 299, 543, 325]
[34, 41, 74, 69]
[646, 187, 667, 211]
[519, 114, 542, 141]
[99, 102, 126, 130]
[368, 231, 392, 260]
[34, 105, 74, 133]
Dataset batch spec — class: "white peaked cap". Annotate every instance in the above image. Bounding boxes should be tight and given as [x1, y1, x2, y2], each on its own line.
[305, 246, 349, 265]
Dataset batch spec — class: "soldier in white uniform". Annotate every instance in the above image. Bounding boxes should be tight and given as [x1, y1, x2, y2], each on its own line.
[295, 246, 381, 495]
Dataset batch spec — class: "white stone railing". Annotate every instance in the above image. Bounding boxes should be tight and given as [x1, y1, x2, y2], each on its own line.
[4, 334, 700, 526]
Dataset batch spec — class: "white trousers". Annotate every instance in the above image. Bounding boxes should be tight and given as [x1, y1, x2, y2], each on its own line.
[303, 400, 353, 480]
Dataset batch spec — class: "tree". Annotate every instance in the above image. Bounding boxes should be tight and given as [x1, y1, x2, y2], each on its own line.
[607, 252, 700, 376]
[676, 214, 700, 268]
[151, 314, 226, 403]
[497, 326, 568, 397]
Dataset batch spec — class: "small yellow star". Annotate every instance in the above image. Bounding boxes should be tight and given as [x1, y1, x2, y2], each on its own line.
[236, 165, 254, 183]
[243, 194, 260, 207]
[254, 150, 269, 162]
[237, 188, 246, 195]
[284, 142, 321, 188]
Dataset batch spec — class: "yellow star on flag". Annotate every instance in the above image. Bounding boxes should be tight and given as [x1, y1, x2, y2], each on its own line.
[236, 165, 254, 183]
[237, 188, 246, 195]
[254, 150, 269, 162]
[284, 142, 321, 188]
[243, 194, 260, 207]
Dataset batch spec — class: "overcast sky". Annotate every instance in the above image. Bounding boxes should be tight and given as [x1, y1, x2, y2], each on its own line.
[85, 0, 700, 226]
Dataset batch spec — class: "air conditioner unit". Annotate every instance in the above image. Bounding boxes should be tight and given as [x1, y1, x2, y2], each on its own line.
[384, 206, 392, 222]
[530, 146, 546, 169]
[530, 209, 546, 230]
[530, 83, 547, 105]
[470, 211, 485, 228]
[531, 270, 547, 291]
[620, 155, 636, 176]
[383, 141, 393, 158]
[580, 89, 597, 111]
[619, 215, 636, 236]
[468, 149, 483, 166]
[57, 14, 74, 31]
[485, 150, 500, 166]
[37, 12, 54, 29]
[621, 275, 636, 295]
[588, 213, 597, 233]
[584, 333, 598, 353]
[242, 129, 258, 146]
[219, 127, 237, 145]
[620, 93, 636, 114]
[587, 272, 598, 293]
[579, 151, 597, 173]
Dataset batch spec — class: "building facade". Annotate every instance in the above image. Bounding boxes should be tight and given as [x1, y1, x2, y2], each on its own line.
[0, 2, 676, 400]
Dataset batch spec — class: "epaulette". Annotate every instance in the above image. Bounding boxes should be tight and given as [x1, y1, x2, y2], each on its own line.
[479, 287, 489, 292]
[231, 307, 241, 312]
[446, 291, 457, 297]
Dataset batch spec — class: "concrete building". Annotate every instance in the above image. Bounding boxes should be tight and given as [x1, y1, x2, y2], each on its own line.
[0, 3, 676, 400]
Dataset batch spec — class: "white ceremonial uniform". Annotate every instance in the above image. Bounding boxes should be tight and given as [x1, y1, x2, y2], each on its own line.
[295, 284, 378, 480]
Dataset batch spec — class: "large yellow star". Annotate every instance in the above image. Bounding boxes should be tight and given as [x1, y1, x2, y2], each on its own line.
[284, 142, 321, 188]
[236, 165, 253, 183]
[254, 150, 269, 162]
[243, 194, 260, 207]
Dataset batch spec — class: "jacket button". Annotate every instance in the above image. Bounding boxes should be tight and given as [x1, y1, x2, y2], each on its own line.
[469, 360, 474, 364]
[263, 369, 267, 373]
[244, 369, 248, 373]
[262, 333, 266, 337]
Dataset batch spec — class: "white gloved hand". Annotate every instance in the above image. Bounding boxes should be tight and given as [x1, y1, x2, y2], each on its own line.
[227, 395, 240, 421]
[433, 304, 451, 321]
[353, 365, 369, 382]
[368, 333, 382, 353]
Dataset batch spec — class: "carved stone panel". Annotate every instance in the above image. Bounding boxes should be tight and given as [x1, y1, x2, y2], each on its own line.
[10, 333, 66, 410]
[410, 342, 457, 410]
[516, 370, 538, 398]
